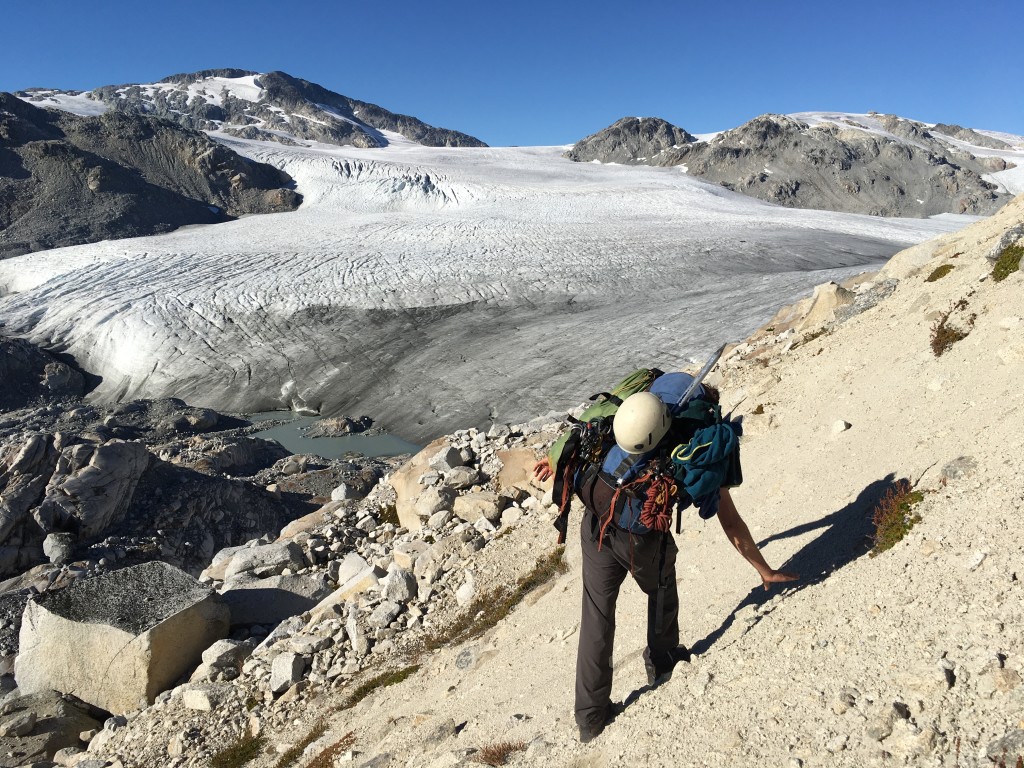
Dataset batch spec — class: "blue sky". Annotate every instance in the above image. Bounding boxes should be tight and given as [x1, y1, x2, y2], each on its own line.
[2, 0, 1020, 147]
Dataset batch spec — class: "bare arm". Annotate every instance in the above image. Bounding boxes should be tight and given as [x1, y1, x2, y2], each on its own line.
[717, 488, 798, 589]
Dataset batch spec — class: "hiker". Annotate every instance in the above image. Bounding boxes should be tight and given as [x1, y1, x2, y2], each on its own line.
[534, 373, 797, 743]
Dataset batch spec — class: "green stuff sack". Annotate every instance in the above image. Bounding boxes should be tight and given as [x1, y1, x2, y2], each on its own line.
[547, 368, 662, 467]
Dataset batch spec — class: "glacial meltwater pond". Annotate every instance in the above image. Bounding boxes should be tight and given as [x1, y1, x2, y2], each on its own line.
[248, 412, 421, 459]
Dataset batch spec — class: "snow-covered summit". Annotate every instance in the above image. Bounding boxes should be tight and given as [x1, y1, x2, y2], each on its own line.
[17, 69, 486, 149]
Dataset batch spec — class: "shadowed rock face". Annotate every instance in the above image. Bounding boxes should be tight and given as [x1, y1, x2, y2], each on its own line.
[0, 335, 84, 410]
[0, 93, 300, 259]
[566, 113, 1010, 217]
[84, 69, 488, 149]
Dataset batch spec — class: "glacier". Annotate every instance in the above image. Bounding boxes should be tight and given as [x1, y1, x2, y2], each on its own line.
[0, 131, 980, 441]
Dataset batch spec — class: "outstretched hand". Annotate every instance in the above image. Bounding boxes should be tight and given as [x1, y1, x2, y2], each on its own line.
[761, 569, 799, 590]
[533, 458, 553, 482]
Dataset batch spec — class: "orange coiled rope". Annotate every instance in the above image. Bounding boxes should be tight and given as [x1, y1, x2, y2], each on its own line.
[639, 474, 676, 533]
[597, 470, 676, 550]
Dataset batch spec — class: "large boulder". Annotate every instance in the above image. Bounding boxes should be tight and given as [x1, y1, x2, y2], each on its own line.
[15, 561, 228, 714]
[36, 439, 151, 538]
[222, 540, 307, 580]
[453, 491, 506, 524]
[387, 437, 448, 530]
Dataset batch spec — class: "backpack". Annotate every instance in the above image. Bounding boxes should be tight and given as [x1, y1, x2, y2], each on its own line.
[551, 371, 741, 545]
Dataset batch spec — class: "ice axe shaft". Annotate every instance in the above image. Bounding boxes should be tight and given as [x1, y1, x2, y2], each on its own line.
[676, 343, 727, 407]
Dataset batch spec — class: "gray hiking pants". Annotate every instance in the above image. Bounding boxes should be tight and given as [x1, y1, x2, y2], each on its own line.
[575, 507, 680, 729]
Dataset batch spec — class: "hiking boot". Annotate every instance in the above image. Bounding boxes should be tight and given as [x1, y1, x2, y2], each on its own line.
[644, 645, 691, 686]
[577, 702, 619, 744]
[578, 719, 605, 744]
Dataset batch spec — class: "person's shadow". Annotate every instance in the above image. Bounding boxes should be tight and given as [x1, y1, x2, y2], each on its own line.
[620, 473, 899, 710]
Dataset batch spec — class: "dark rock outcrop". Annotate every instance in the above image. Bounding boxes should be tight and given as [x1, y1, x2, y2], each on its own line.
[0, 428, 295, 578]
[566, 113, 1011, 217]
[565, 116, 696, 164]
[0, 335, 85, 410]
[0, 93, 300, 259]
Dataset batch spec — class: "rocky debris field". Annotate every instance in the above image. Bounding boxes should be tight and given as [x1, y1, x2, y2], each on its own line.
[0, 197, 1021, 767]
[0, 92, 300, 259]
[0, 397, 563, 766]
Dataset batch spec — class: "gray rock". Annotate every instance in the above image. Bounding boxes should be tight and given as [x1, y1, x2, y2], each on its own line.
[15, 561, 229, 714]
[455, 573, 476, 606]
[941, 456, 978, 482]
[392, 541, 428, 571]
[0, 691, 99, 765]
[201, 639, 252, 669]
[0, 337, 85, 411]
[427, 509, 453, 529]
[453, 492, 505, 524]
[223, 540, 306, 579]
[346, 605, 370, 657]
[270, 652, 304, 694]
[931, 123, 1012, 150]
[41, 533, 74, 567]
[414, 487, 452, 519]
[987, 729, 1024, 762]
[367, 601, 402, 628]
[381, 567, 417, 603]
[0, 707, 35, 736]
[443, 466, 479, 489]
[182, 684, 224, 712]
[566, 117, 696, 165]
[986, 224, 1024, 262]
[36, 440, 152, 540]
[429, 447, 463, 473]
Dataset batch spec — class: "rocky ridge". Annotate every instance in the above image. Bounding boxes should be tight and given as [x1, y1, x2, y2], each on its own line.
[20, 69, 487, 150]
[567, 112, 1018, 217]
[0, 93, 301, 259]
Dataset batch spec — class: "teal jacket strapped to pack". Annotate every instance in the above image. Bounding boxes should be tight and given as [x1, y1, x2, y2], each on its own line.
[671, 420, 743, 518]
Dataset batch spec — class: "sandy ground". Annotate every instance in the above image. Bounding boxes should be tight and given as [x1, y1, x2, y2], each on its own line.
[260, 195, 1024, 768]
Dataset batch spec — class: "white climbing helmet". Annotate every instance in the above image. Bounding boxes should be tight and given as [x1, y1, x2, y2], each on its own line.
[613, 391, 671, 454]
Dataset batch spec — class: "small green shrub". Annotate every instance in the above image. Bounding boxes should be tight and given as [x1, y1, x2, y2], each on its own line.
[211, 734, 266, 768]
[475, 740, 528, 766]
[871, 479, 924, 554]
[930, 299, 976, 357]
[307, 732, 356, 768]
[272, 666, 418, 767]
[344, 665, 420, 709]
[425, 547, 568, 652]
[379, 503, 400, 526]
[273, 721, 328, 768]
[992, 243, 1023, 282]
[925, 264, 954, 282]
